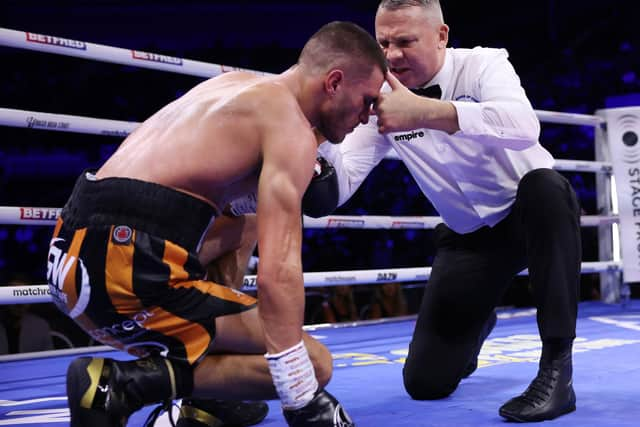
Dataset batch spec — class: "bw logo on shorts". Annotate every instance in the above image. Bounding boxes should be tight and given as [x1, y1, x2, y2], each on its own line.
[112, 225, 133, 245]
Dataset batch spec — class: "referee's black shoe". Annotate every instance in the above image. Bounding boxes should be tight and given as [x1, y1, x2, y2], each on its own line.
[499, 339, 576, 422]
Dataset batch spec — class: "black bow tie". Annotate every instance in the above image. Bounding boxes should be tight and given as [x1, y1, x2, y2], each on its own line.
[410, 84, 442, 99]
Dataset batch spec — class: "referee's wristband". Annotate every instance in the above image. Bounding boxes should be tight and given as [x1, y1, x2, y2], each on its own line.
[265, 340, 319, 410]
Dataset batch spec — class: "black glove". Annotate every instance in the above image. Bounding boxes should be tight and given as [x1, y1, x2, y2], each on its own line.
[283, 389, 355, 427]
[302, 157, 339, 218]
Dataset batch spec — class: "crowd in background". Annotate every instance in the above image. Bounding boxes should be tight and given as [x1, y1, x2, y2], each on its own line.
[1, 1, 638, 353]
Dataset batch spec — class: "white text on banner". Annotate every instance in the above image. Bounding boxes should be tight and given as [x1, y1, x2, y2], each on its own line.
[599, 106, 640, 281]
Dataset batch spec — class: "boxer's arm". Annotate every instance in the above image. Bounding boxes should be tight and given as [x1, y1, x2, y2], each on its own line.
[257, 115, 323, 412]
[256, 119, 315, 353]
[197, 214, 257, 290]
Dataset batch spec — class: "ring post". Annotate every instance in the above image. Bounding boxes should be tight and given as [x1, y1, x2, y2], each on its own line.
[596, 106, 640, 304]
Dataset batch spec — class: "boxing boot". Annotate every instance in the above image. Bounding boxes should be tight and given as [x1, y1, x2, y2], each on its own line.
[499, 338, 576, 422]
[66, 355, 193, 427]
[283, 389, 354, 427]
[177, 398, 269, 427]
[462, 311, 497, 378]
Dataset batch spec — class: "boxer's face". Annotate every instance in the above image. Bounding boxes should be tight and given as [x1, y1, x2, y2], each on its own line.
[319, 67, 384, 143]
[375, 5, 448, 89]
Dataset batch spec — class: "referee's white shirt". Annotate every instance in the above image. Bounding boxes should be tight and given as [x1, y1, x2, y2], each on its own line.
[319, 47, 554, 234]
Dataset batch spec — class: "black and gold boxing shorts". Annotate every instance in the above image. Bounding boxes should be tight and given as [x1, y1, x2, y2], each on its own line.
[46, 170, 257, 365]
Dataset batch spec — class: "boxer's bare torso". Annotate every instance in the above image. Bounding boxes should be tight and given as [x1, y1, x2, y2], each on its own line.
[96, 53, 384, 356]
[96, 71, 317, 212]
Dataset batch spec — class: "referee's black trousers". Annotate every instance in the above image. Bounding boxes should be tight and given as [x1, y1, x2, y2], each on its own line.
[403, 168, 581, 400]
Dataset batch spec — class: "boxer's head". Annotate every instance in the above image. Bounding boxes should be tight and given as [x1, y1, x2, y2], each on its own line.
[298, 21, 387, 143]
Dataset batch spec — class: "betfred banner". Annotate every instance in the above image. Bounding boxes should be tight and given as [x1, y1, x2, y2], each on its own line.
[599, 106, 640, 282]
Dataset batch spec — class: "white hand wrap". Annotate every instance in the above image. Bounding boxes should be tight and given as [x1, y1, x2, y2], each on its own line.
[227, 192, 257, 216]
[265, 340, 319, 410]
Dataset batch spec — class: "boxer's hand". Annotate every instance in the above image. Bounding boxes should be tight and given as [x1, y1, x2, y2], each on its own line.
[283, 389, 355, 427]
[373, 71, 433, 134]
[302, 157, 339, 218]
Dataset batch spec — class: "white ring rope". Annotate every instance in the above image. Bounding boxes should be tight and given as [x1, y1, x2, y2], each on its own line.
[0, 28, 622, 307]
[0, 27, 605, 128]
[301, 215, 620, 229]
[0, 27, 263, 78]
[0, 260, 622, 306]
[534, 109, 605, 128]
[0, 107, 137, 137]
[0, 206, 619, 228]
[0, 106, 614, 174]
